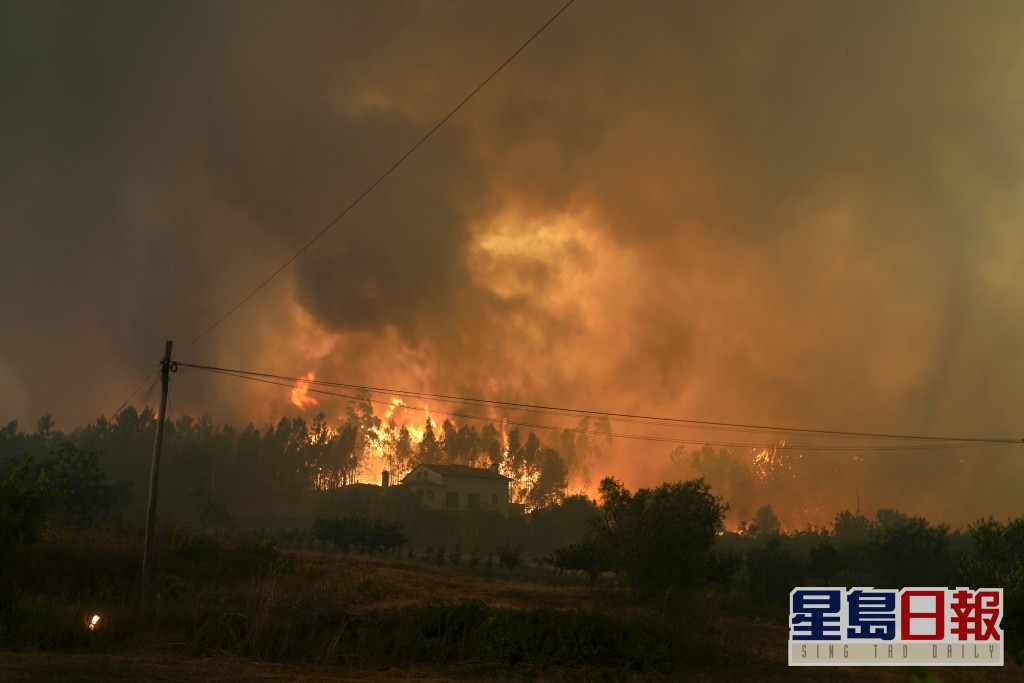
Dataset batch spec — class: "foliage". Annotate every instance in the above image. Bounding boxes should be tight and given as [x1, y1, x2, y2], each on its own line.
[495, 542, 524, 570]
[594, 476, 727, 602]
[172, 532, 219, 563]
[0, 455, 62, 572]
[2, 407, 603, 529]
[526, 448, 569, 509]
[748, 504, 781, 537]
[39, 444, 131, 527]
[549, 538, 607, 585]
[869, 509, 955, 587]
[313, 515, 406, 555]
[745, 535, 806, 605]
[808, 541, 842, 585]
[963, 517, 1024, 659]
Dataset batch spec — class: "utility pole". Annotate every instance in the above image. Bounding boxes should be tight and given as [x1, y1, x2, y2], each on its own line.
[141, 340, 173, 605]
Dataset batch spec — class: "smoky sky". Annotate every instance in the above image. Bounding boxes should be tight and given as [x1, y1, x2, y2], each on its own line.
[3, 0, 1024, 526]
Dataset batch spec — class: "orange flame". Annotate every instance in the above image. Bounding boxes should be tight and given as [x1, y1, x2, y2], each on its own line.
[290, 372, 318, 409]
[383, 397, 404, 420]
[752, 438, 790, 481]
[407, 405, 430, 442]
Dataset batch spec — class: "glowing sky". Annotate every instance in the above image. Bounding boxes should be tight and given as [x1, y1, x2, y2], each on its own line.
[3, 1, 1024, 525]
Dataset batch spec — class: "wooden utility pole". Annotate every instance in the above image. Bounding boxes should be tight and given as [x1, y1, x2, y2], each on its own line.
[140, 340, 173, 605]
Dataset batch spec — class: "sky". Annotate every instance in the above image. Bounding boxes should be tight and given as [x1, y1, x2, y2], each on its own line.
[3, 0, 1024, 526]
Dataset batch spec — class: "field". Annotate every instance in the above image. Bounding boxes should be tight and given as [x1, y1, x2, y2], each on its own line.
[0, 528, 1020, 682]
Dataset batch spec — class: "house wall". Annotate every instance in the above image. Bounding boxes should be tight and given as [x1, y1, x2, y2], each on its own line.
[442, 476, 508, 514]
[402, 465, 510, 515]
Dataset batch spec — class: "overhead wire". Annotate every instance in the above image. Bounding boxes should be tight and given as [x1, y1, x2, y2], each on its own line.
[180, 363, 1017, 453]
[82, 363, 161, 455]
[176, 362, 1022, 448]
[99, 371, 164, 463]
[177, 0, 578, 357]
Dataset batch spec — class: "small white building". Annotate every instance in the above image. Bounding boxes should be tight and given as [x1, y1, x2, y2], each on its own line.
[401, 463, 511, 515]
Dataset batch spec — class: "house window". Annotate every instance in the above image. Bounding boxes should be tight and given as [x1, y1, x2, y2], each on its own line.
[491, 494, 499, 504]
[417, 489, 423, 498]
[426, 489, 434, 499]
[468, 493, 480, 510]
[446, 492, 459, 509]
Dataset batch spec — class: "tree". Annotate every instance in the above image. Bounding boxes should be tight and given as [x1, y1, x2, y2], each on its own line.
[549, 538, 607, 585]
[496, 542, 524, 570]
[41, 443, 130, 527]
[869, 509, 952, 587]
[745, 534, 806, 604]
[439, 419, 459, 464]
[595, 476, 727, 602]
[0, 456, 61, 573]
[809, 541, 842, 585]
[347, 391, 381, 469]
[418, 418, 441, 463]
[479, 423, 502, 467]
[393, 425, 415, 480]
[313, 515, 406, 555]
[527, 448, 568, 509]
[322, 423, 358, 488]
[963, 517, 1024, 659]
[749, 504, 781, 537]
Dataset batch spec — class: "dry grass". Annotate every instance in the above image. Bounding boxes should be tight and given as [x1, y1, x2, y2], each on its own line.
[0, 652, 474, 682]
[4, 529, 1023, 682]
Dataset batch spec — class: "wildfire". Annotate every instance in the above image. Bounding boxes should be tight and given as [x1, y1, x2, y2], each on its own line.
[383, 397, 404, 420]
[290, 372, 318, 409]
[407, 405, 430, 443]
[752, 438, 790, 481]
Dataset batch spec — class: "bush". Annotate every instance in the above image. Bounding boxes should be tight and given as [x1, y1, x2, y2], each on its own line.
[596, 477, 726, 602]
[549, 538, 606, 585]
[496, 543, 523, 570]
[172, 532, 218, 562]
[312, 516, 406, 555]
[1, 455, 62, 574]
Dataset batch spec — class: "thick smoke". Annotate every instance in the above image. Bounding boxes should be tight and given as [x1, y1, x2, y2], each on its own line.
[2, 1, 1024, 526]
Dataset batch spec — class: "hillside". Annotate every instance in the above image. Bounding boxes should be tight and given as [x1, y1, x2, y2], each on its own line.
[0, 528, 1020, 682]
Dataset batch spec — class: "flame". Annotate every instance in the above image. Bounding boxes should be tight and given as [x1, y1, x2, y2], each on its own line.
[88, 614, 101, 630]
[383, 397, 404, 420]
[407, 405, 430, 443]
[752, 438, 790, 481]
[290, 372, 318, 409]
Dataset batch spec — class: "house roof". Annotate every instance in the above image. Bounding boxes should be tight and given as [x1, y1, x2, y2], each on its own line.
[405, 463, 510, 482]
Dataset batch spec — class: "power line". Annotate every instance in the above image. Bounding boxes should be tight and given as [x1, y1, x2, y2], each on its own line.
[178, 0, 578, 357]
[100, 372, 163, 464]
[82, 363, 161, 455]
[179, 362, 1019, 453]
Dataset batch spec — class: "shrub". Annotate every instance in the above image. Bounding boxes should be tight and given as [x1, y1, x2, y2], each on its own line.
[312, 516, 406, 555]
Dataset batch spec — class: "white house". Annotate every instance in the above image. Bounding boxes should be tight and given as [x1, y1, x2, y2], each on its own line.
[400, 463, 511, 515]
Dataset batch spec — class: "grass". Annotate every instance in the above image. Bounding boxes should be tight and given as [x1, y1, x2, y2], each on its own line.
[2, 527, 1023, 681]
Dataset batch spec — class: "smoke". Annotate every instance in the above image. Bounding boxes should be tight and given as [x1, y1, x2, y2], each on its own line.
[3, 1, 1024, 526]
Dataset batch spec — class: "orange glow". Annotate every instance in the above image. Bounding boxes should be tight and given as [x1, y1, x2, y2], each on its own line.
[383, 397, 404, 420]
[290, 372, 318, 409]
[752, 438, 790, 481]
[406, 405, 430, 443]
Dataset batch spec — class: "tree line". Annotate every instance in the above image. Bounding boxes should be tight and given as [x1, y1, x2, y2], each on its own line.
[0, 403, 613, 521]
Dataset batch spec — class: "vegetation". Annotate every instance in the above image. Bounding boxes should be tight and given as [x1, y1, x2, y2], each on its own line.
[4, 408, 1024, 678]
[312, 515, 406, 555]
